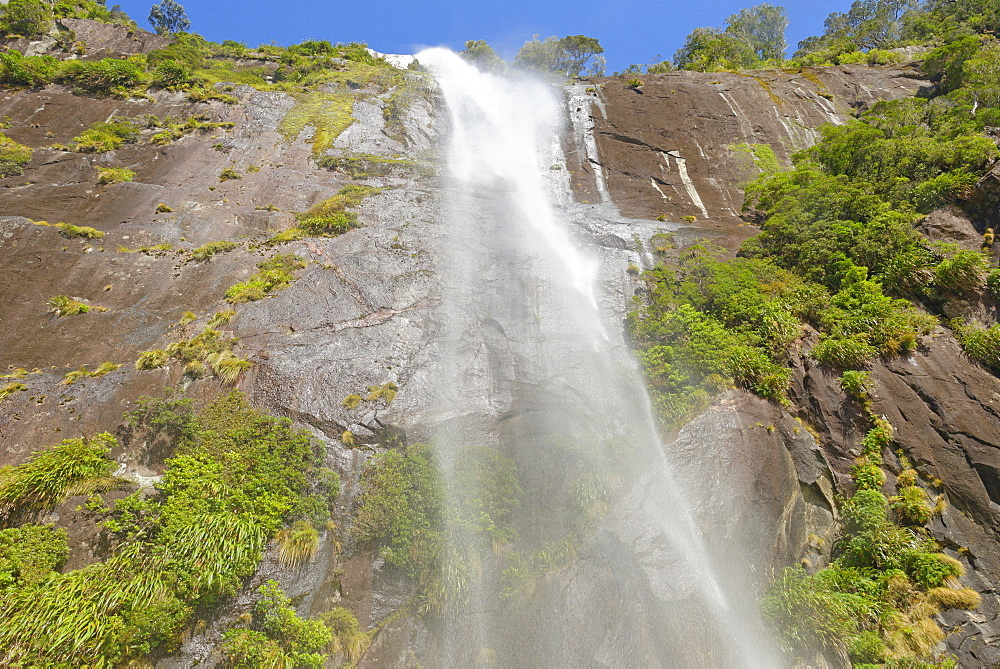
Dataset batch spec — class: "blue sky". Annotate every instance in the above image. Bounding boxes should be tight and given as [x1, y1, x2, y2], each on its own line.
[113, 0, 849, 72]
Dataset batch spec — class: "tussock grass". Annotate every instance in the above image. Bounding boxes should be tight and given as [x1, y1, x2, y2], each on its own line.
[0, 433, 123, 515]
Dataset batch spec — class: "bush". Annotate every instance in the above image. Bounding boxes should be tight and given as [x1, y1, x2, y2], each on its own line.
[811, 336, 878, 369]
[0, 133, 32, 177]
[57, 58, 147, 94]
[0, 524, 69, 589]
[0, 393, 324, 665]
[951, 318, 1000, 370]
[840, 370, 873, 401]
[0, 50, 57, 87]
[933, 247, 987, 294]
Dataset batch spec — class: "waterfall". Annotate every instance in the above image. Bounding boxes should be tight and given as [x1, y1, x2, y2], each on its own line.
[416, 47, 777, 667]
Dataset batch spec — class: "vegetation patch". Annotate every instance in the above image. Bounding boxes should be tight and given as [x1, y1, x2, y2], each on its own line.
[0, 382, 27, 403]
[0, 392, 337, 665]
[72, 117, 142, 153]
[225, 253, 307, 304]
[317, 152, 430, 179]
[46, 294, 102, 316]
[353, 442, 521, 613]
[222, 580, 333, 667]
[96, 166, 135, 184]
[190, 240, 238, 261]
[0, 433, 123, 517]
[763, 421, 974, 665]
[0, 132, 32, 177]
[278, 92, 357, 157]
[61, 362, 120, 385]
[134, 327, 251, 384]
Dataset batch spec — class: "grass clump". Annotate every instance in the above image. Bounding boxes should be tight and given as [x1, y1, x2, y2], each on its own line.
[316, 153, 428, 178]
[136, 328, 251, 383]
[0, 392, 334, 665]
[951, 318, 1000, 371]
[0, 433, 122, 516]
[46, 295, 91, 316]
[225, 254, 307, 304]
[53, 222, 103, 239]
[71, 117, 141, 153]
[273, 184, 380, 243]
[218, 166, 242, 181]
[61, 362, 120, 384]
[320, 607, 372, 664]
[0, 382, 27, 403]
[96, 166, 135, 184]
[275, 519, 319, 568]
[135, 349, 168, 370]
[190, 240, 237, 261]
[207, 310, 236, 328]
[0, 132, 31, 177]
[149, 115, 234, 145]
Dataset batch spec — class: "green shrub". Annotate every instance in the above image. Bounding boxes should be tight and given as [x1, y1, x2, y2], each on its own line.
[218, 166, 241, 181]
[96, 166, 135, 184]
[0, 393, 325, 665]
[0, 524, 69, 590]
[933, 246, 987, 294]
[811, 336, 878, 369]
[951, 318, 1000, 370]
[840, 370, 873, 401]
[0, 133, 32, 177]
[57, 57, 147, 94]
[0, 50, 57, 87]
[0, 433, 120, 514]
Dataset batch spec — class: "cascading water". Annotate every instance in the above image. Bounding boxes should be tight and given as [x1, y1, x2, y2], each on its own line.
[415, 47, 778, 667]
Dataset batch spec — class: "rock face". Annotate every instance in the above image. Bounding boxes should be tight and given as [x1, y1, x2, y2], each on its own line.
[2, 22, 1000, 666]
[570, 65, 925, 247]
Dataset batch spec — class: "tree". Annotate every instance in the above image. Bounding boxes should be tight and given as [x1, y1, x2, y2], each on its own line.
[674, 4, 788, 71]
[674, 28, 759, 71]
[148, 0, 189, 35]
[795, 0, 908, 58]
[1, 0, 52, 38]
[460, 39, 504, 73]
[725, 4, 788, 60]
[514, 35, 605, 78]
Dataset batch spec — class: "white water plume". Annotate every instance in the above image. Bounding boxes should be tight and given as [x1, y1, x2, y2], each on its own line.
[419, 47, 778, 667]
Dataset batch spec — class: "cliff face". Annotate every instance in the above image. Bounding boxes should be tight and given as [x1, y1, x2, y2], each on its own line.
[574, 65, 1000, 665]
[1, 21, 999, 666]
